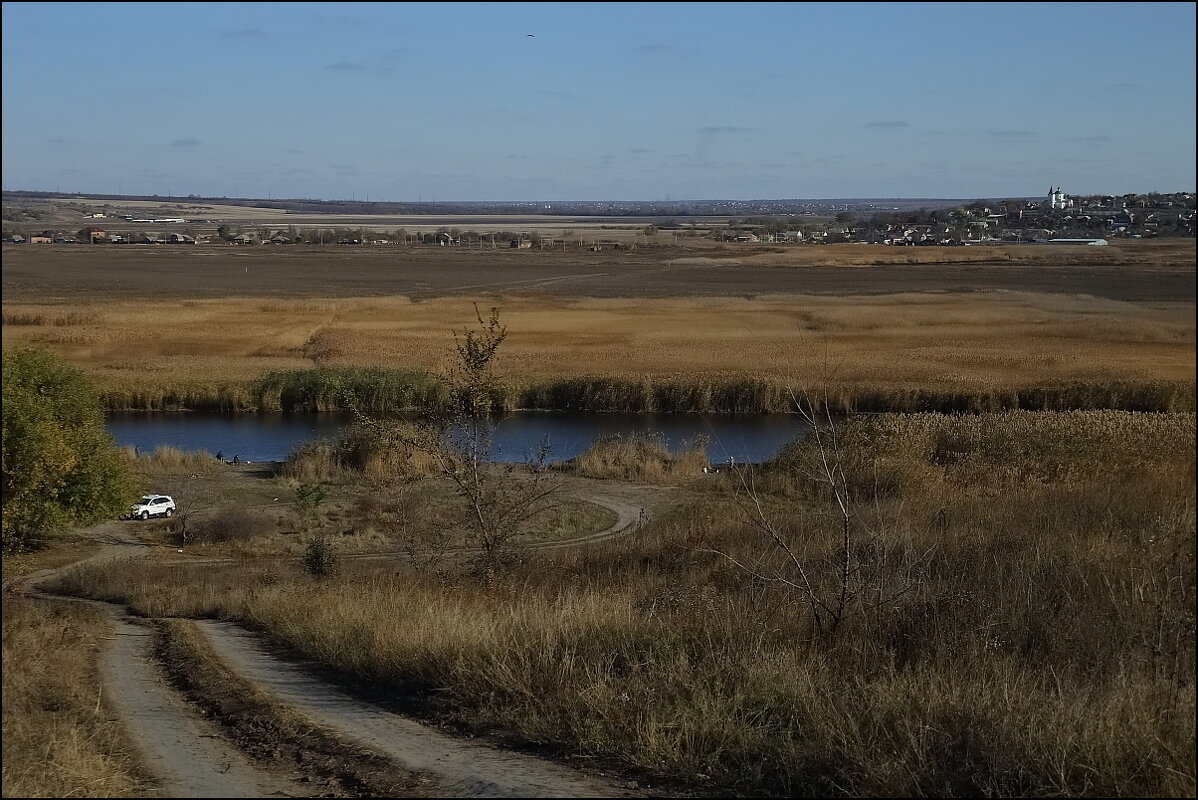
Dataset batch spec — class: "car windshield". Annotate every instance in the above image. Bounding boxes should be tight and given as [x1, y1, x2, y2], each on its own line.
[139, 496, 155, 503]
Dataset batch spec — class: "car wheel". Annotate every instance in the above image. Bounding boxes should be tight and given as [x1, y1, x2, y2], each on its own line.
[165, 508, 173, 518]
[140, 511, 149, 520]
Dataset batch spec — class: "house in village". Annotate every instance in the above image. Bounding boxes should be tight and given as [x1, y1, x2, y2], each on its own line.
[232, 233, 257, 245]
[167, 233, 196, 244]
[79, 226, 109, 243]
[29, 234, 52, 244]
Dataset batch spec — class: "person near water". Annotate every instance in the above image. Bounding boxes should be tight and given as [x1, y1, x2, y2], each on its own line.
[216, 450, 223, 462]
[232, 454, 239, 465]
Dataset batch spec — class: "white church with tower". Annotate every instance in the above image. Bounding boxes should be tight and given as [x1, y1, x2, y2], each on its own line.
[1047, 186, 1073, 210]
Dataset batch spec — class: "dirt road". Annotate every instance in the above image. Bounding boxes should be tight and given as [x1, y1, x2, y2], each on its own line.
[195, 620, 631, 798]
[8, 487, 661, 797]
[10, 531, 305, 798]
[100, 612, 299, 798]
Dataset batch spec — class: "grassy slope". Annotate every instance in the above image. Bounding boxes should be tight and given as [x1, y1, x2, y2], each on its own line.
[51, 411, 1197, 797]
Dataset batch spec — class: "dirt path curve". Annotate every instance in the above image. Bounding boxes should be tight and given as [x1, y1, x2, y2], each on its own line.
[7, 480, 666, 798]
[9, 526, 305, 798]
[195, 620, 633, 798]
[162, 476, 669, 568]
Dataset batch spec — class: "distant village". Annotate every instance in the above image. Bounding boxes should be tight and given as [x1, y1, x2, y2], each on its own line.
[2, 189, 1193, 247]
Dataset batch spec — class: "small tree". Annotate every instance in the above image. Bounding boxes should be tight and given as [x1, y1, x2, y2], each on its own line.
[292, 482, 328, 535]
[440, 307, 560, 572]
[302, 533, 338, 578]
[353, 306, 560, 574]
[294, 482, 336, 577]
[2, 348, 135, 552]
[708, 381, 931, 637]
[161, 473, 219, 546]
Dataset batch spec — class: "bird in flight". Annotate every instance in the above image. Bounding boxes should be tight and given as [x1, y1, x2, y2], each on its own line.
[526, 33, 535, 37]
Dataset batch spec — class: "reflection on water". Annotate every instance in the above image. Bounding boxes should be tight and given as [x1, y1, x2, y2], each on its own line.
[105, 411, 812, 465]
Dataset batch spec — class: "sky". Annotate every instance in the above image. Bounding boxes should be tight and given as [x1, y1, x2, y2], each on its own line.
[2, 2, 1195, 202]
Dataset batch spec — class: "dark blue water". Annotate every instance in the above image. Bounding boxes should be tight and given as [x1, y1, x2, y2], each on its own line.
[105, 412, 812, 464]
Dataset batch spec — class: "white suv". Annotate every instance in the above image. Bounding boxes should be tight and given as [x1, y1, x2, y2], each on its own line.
[130, 494, 176, 520]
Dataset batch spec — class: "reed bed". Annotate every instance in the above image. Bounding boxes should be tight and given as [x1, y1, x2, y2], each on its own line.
[6, 290, 1193, 412]
[54, 411, 1196, 796]
[568, 432, 709, 483]
[99, 371, 1196, 414]
[122, 445, 221, 479]
[281, 420, 442, 483]
[250, 367, 448, 413]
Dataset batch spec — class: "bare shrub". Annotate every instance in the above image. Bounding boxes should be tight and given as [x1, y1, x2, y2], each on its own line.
[352, 485, 453, 570]
[713, 388, 933, 636]
[185, 508, 265, 544]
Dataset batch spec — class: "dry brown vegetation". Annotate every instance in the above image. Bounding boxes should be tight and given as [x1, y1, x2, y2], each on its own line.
[1, 291, 1192, 411]
[281, 422, 442, 483]
[3, 238, 1192, 413]
[50, 411, 1197, 797]
[122, 445, 222, 479]
[1, 596, 149, 798]
[568, 432, 709, 483]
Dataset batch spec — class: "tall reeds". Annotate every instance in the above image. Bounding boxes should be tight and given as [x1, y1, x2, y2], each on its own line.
[122, 445, 220, 479]
[280, 420, 441, 483]
[98, 370, 1196, 414]
[250, 367, 449, 413]
[569, 432, 709, 483]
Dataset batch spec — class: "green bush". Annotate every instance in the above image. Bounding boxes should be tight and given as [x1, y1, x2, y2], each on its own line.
[2, 348, 135, 552]
[301, 535, 338, 578]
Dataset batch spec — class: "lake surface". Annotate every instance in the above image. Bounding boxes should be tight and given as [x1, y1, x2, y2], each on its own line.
[105, 412, 812, 464]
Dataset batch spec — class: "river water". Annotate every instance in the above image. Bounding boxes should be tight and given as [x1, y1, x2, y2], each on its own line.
[105, 411, 812, 464]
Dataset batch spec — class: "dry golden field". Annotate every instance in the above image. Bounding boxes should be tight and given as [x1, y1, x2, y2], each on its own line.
[1, 238, 1193, 409]
[1, 291, 1192, 395]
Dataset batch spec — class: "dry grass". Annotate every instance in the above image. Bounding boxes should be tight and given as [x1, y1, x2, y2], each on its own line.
[51, 411, 1197, 796]
[568, 432, 709, 483]
[1, 290, 1192, 410]
[2, 540, 99, 581]
[280, 421, 443, 483]
[123, 445, 221, 479]
[1, 596, 150, 797]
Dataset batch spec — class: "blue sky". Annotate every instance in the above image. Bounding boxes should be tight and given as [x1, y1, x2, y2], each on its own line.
[2, 1, 1194, 201]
